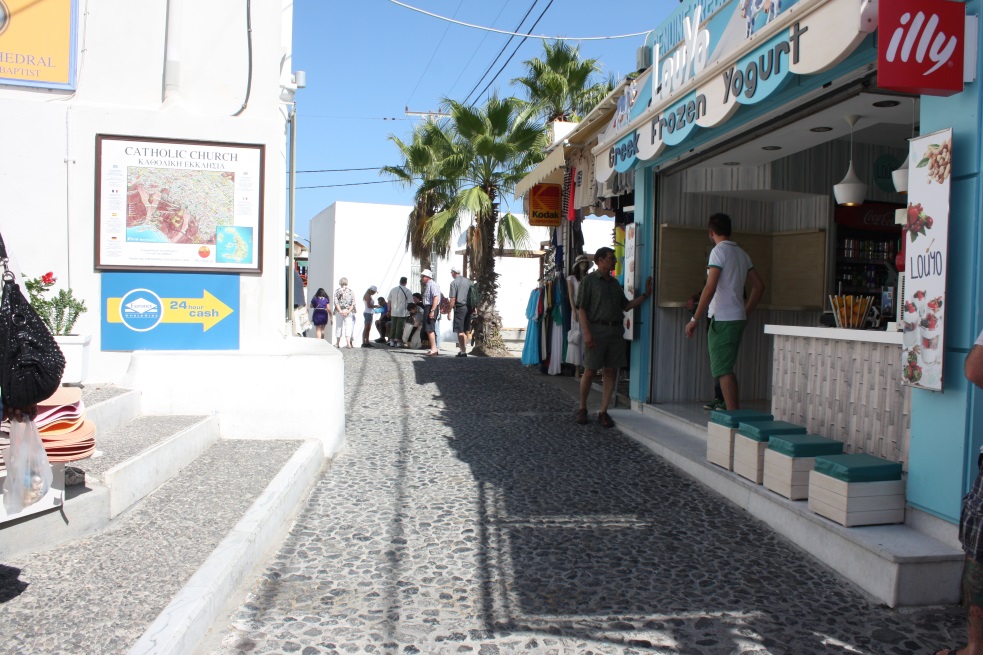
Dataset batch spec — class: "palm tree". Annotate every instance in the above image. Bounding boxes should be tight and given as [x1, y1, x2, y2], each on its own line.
[424, 95, 548, 355]
[380, 121, 456, 272]
[511, 40, 613, 123]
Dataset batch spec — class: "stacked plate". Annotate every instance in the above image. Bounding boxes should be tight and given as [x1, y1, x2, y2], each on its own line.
[36, 387, 96, 462]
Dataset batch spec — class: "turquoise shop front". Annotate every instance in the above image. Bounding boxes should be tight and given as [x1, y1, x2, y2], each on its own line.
[595, 0, 983, 532]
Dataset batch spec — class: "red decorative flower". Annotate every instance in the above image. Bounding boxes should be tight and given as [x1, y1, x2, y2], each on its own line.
[41, 271, 56, 285]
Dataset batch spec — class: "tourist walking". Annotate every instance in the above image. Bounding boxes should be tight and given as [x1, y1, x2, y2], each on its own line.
[310, 288, 331, 340]
[575, 246, 652, 428]
[565, 254, 592, 376]
[387, 277, 412, 347]
[448, 266, 474, 358]
[421, 269, 441, 356]
[361, 285, 377, 348]
[684, 213, 765, 410]
[333, 278, 356, 348]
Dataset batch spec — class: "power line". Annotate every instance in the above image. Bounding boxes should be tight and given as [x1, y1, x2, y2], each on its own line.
[405, 0, 465, 107]
[447, 0, 513, 98]
[462, 0, 541, 106]
[295, 179, 419, 190]
[386, 0, 651, 40]
[473, 0, 555, 105]
[292, 167, 385, 174]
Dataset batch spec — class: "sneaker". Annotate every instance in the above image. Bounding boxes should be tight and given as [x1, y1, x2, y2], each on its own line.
[374, 338, 386, 344]
[575, 408, 588, 425]
[456, 352, 468, 358]
[703, 398, 725, 411]
[361, 343, 373, 348]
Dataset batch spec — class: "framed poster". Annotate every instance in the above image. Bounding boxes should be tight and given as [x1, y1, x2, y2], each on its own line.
[95, 135, 265, 273]
[901, 128, 952, 392]
[0, 0, 78, 89]
[623, 222, 637, 340]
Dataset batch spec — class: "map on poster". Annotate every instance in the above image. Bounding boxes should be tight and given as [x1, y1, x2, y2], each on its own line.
[95, 136, 264, 272]
[901, 128, 952, 392]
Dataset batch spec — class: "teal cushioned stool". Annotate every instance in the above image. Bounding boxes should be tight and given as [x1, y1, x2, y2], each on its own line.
[734, 420, 807, 484]
[808, 453, 905, 527]
[710, 409, 774, 429]
[706, 410, 773, 471]
[764, 434, 844, 500]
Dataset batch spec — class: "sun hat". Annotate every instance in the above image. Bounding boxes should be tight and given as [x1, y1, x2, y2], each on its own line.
[369, 285, 377, 292]
[450, 265, 461, 274]
[421, 269, 433, 278]
[574, 254, 592, 266]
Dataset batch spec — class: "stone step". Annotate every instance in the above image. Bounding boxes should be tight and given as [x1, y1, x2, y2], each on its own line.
[0, 437, 324, 655]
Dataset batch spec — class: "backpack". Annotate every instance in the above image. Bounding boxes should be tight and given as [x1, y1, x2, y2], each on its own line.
[466, 282, 480, 309]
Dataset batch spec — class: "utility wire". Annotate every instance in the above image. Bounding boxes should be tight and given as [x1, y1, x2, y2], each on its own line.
[472, 0, 555, 105]
[292, 167, 386, 173]
[295, 179, 420, 190]
[386, 0, 651, 40]
[447, 0, 513, 98]
[462, 0, 541, 106]
[406, 0, 465, 107]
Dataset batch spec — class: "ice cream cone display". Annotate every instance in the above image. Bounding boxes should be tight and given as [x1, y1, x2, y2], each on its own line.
[35, 388, 96, 463]
[828, 295, 874, 329]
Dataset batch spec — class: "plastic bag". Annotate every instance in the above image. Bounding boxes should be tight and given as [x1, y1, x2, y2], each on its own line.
[567, 324, 582, 346]
[2, 416, 52, 514]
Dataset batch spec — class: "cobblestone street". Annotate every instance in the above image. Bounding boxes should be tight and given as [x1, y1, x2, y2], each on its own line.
[209, 349, 964, 655]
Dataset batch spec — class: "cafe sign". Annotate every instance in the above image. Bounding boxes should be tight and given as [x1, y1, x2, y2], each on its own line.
[594, 0, 867, 183]
[877, 0, 965, 96]
[901, 128, 952, 392]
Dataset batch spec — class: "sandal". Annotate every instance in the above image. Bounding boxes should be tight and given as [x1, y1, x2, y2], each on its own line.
[575, 408, 588, 425]
[598, 412, 615, 428]
[426, 351, 439, 356]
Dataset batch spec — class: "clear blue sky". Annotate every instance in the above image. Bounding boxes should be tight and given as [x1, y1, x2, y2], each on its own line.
[290, 0, 679, 240]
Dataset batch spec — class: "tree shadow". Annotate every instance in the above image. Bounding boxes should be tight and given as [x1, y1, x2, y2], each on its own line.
[0, 565, 29, 603]
[412, 356, 958, 654]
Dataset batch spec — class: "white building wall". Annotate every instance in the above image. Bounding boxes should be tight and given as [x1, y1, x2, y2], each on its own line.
[0, 0, 345, 452]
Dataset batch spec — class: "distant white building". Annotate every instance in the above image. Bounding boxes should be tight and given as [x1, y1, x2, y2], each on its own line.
[307, 201, 615, 344]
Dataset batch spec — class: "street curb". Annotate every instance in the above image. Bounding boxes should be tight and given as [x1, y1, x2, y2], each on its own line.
[127, 439, 325, 655]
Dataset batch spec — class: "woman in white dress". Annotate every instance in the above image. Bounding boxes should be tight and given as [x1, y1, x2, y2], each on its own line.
[565, 254, 593, 376]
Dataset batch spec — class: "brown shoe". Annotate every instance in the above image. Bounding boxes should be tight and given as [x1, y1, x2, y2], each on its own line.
[598, 412, 615, 428]
[575, 408, 588, 425]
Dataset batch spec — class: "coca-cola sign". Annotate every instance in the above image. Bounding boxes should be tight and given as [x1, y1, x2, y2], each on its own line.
[878, 0, 965, 96]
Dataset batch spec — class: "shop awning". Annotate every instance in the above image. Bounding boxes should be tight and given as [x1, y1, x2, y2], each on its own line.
[514, 145, 567, 199]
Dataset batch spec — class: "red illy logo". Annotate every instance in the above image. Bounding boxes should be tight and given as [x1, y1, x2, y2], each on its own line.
[878, 0, 965, 96]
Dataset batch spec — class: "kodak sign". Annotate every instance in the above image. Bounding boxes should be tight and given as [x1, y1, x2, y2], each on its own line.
[528, 184, 562, 227]
[878, 0, 965, 96]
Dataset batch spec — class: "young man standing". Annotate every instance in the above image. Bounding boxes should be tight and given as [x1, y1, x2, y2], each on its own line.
[448, 266, 474, 357]
[685, 213, 765, 410]
[576, 246, 653, 428]
[420, 269, 441, 356]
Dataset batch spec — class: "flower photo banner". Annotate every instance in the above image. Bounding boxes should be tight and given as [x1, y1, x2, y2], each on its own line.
[95, 135, 265, 273]
[901, 128, 952, 392]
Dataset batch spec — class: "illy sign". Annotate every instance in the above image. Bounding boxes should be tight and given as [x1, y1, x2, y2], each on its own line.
[878, 0, 965, 96]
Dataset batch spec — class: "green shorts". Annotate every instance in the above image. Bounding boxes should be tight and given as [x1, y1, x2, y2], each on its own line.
[584, 323, 627, 370]
[708, 318, 746, 378]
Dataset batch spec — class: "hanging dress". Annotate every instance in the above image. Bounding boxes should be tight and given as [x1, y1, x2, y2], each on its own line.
[521, 288, 542, 366]
[548, 286, 565, 375]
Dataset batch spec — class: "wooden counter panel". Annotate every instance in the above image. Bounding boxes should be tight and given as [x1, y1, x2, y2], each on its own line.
[771, 334, 911, 467]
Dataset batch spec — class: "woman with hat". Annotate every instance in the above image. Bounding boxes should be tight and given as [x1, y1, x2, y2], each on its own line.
[566, 254, 593, 376]
[333, 277, 356, 348]
[361, 285, 378, 347]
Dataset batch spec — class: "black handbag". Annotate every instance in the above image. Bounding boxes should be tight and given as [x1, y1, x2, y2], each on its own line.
[0, 233, 65, 410]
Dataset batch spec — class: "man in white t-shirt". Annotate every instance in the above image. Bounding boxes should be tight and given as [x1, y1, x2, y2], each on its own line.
[685, 213, 765, 410]
[386, 277, 413, 347]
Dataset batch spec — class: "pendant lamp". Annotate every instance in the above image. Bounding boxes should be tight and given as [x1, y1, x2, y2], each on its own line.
[833, 114, 866, 207]
[892, 99, 916, 194]
[892, 155, 909, 194]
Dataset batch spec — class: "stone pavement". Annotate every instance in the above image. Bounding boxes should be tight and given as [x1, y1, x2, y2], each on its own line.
[207, 347, 965, 655]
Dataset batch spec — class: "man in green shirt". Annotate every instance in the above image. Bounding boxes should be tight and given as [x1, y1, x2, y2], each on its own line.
[576, 246, 653, 428]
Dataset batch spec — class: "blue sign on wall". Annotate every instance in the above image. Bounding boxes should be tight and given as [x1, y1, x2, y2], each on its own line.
[101, 272, 239, 350]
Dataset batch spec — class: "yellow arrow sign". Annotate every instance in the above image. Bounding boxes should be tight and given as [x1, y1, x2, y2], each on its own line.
[106, 290, 234, 331]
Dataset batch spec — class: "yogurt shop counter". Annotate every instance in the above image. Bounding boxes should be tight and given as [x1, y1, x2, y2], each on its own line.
[763, 325, 910, 467]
